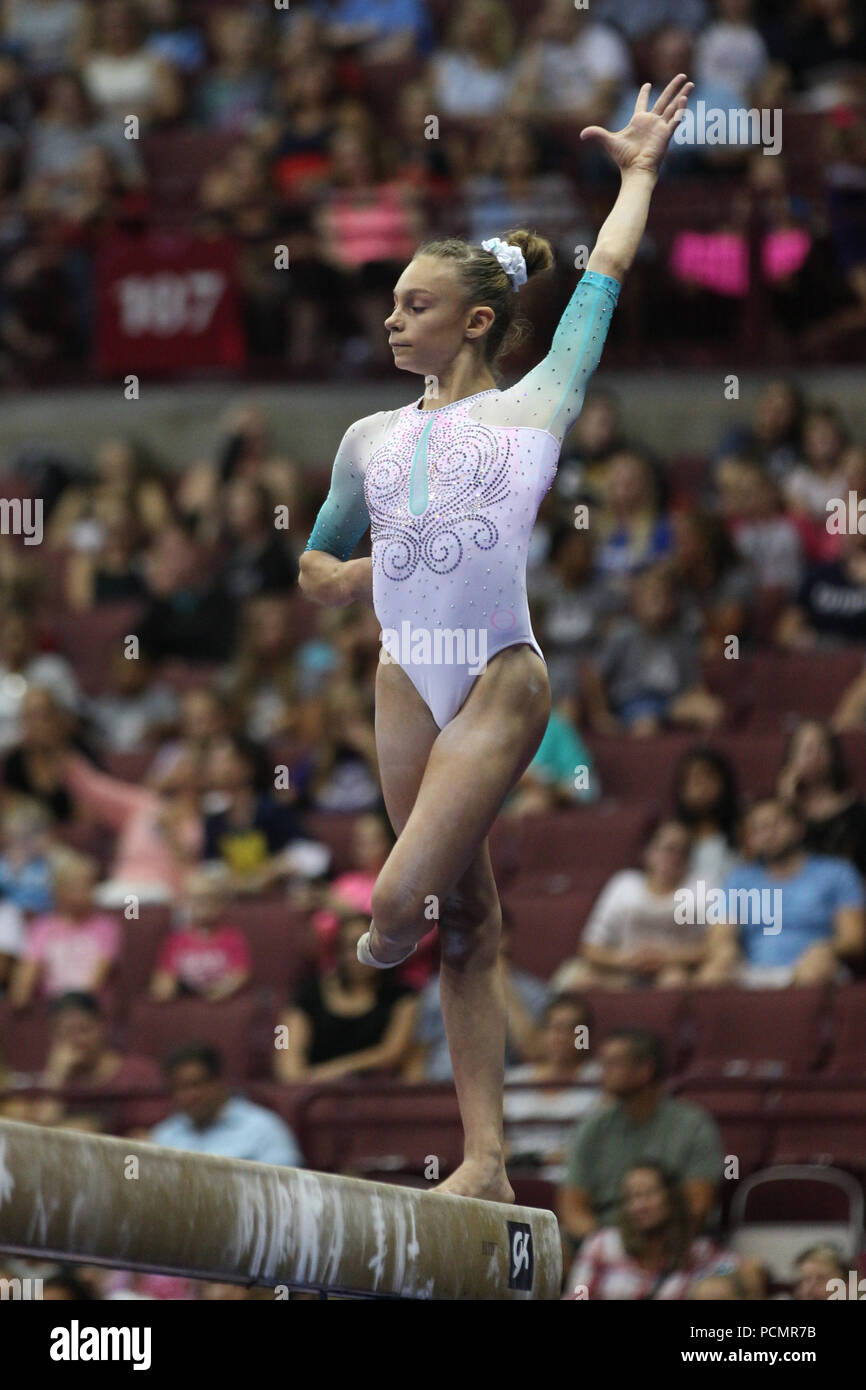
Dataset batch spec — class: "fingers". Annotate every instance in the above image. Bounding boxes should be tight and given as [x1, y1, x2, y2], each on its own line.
[652, 72, 689, 117]
[579, 125, 609, 144]
[663, 81, 694, 125]
[634, 82, 651, 115]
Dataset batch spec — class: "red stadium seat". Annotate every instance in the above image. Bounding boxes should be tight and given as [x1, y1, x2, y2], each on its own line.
[224, 897, 316, 995]
[588, 735, 692, 803]
[686, 986, 830, 1077]
[583, 988, 690, 1073]
[294, 1082, 462, 1176]
[827, 986, 866, 1076]
[670, 1084, 769, 1179]
[124, 993, 263, 1079]
[0, 998, 52, 1074]
[112, 906, 173, 1016]
[750, 651, 865, 730]
[302, 813, 357, 875]
[47, 602, 145, 695]
[515, 802, 660, 883]
[503, 886, 598, 979]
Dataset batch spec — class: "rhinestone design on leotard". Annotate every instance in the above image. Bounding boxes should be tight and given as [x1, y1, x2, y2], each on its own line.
[365, 398, 512, 580]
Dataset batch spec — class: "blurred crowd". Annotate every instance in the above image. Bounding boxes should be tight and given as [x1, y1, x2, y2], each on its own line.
[1, 375, 866, 1295]
[0, 0, 864, 377]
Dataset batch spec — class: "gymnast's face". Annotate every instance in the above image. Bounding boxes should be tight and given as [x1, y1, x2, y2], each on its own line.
[384, 255, 494, 379]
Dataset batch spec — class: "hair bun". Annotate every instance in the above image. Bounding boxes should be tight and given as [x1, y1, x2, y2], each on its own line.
[503, 229, 555, 282]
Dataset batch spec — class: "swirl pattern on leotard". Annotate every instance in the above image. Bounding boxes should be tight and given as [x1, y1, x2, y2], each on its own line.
[365, 411, 512, 580]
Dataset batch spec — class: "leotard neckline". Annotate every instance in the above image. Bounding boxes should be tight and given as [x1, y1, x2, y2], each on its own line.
[413, 387, 500, 415]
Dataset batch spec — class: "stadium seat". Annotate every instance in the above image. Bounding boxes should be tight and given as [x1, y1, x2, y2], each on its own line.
[112, 906, 173, 1016]
[827, 985, 866, 1075]
[294, 1082, 462, 1176]
[584, 988, 690, 1073]
[225, 897, 316, 995]
[728, 1165, 864, 1282]
[503, 887, 597, 979]
[588, 735, 693, 802]
[48, 602, 145, 695]
[769, 1089, 866, 1173]
[124, 993, 263, 1079]
[685, 986, 830, 1077]
[515, 802, 660, 882]
[750, 651, 865, 729]
[0, 998, 52, 1074]
[302, 813, 356, 874]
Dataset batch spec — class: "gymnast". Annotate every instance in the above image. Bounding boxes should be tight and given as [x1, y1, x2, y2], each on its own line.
[299, 75, 694, 1201]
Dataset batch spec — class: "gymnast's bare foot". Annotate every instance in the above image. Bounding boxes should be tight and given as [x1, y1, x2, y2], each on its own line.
[435, 1156, 514, 1203]
[361, 923, 416, 966]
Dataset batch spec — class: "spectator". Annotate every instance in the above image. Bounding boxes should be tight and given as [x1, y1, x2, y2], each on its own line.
[137, 521, 237, 664]
[558, 1030, 723, 1242]
[0, 608, 79, 751]
[194, 9, 269, 133]
[202, 733, 328, 891]
[694, 0, 770, 103]
[32, 992, 165, 1132]
[778, 0, 866, 104]
[81, 0, 164, 125]
[3, 0, 86, 76]
[782, 402, 849, 531]
[556, 390, 627, 502]
[151, 1043, 303, 1166]
[582, 564, 724, 738]
[504, 995, 603, 1181]
[48, 435, 171, 550]
[792, 1244, 848, 1300]
[595, 450, 673, 587]
[671, 507, 755, 656]
[84, 649, 178, 755]
[673, 746, 742, 889]
[505, 706, 600, 814]
[690, 1270, 750, 1299]
[268, 50, 339, 203]
[148, 686, 229, 782]
[593, 0, 708, 41]
[150, 865, 251, 1003]
[777, 720, 866, 876]
[305, 122, 423, 369]
[306, 680, 382, 813]
[552, 819, 711, 991]
[309, 0, 433, 61]
[408, 907, 548, 1082]
[223, 595, 298, 744]
[776, 527, 866, 649]
[3, 686, 76, 823]
[142, 0, 207, 74]
[463, 119, 589, 270]
[63, 747, 203, 906]
[705, 796, 866, 986]
[564, 1163, 736, 1300]
[10, 852, 119, 1005]
[833, 652, 866, 732]
[0, 895, 24, 994]
[220, 477, 296, 600]
[717, 378, 805, 485]
[275, 913, 417, 1081]
[429, 0, 516, 118]
[24, 72, 142, 197]
[510, 0, 632, 122]
[0, 797, 55, 913]
[716, 453, 804, 593]
[533, 522, 625, 717]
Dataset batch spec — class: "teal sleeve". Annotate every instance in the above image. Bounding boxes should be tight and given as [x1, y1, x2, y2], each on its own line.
[512, 270, 621, 445]
[303, 421, 371, 561]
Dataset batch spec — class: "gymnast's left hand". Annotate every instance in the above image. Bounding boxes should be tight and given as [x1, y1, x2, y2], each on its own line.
[580, 73, 694, 177]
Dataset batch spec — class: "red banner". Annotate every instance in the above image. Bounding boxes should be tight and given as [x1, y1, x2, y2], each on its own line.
[95, 233, 246, 375]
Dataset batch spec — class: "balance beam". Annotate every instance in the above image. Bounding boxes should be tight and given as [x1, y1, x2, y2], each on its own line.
[0, 1119, 562, 1299]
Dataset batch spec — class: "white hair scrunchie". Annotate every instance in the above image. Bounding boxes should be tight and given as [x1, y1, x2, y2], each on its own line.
[481, 237, 528, 291]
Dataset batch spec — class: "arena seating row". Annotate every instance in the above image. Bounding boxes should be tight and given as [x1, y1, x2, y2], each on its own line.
[4, 985, 866, 1084]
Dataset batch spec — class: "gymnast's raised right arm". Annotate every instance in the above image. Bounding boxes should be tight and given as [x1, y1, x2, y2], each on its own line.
[298, 418, 374, 607]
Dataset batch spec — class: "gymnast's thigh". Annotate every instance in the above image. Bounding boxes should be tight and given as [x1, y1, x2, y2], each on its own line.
[374, 655, 440, 835]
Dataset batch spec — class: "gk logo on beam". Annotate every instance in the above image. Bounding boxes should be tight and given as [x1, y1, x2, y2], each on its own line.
[506, 1221, 534, 1291]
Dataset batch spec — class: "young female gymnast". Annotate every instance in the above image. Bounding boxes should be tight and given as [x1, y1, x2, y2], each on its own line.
[299, 75, 694, 1200]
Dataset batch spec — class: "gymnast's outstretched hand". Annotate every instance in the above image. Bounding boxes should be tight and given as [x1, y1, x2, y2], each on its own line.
[580, 73, 694, 177]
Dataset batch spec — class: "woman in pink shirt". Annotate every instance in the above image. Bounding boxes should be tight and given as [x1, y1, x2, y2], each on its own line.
[150, 866, 251, 1002]
[11, 853, 120, 1006]
[62, 748, 203, 907]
